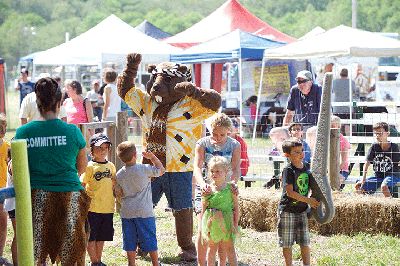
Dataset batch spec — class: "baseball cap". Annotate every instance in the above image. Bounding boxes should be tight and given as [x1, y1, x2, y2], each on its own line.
[20, 68, 28, 74]
[90, 133, 112, 147]
[296, 70, 313, 81]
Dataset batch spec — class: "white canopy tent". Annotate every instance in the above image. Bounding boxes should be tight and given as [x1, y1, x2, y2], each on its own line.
[31, 14, 181, 66]
[254, 25, 400, 139]
[298, 26, 325, 40]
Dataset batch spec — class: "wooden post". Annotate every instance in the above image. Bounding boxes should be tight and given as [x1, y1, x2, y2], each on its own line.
[107, 123, 116, 166]
[116, 111, 128, 170]
[79, 121, 117, 165]
[329, 128, 341, 190]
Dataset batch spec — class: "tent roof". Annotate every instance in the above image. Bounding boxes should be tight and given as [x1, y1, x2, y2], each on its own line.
[31, 14, 180, 65]
[165, 0, 295, 48]
[264, 25, 400, 60]
[135, 20, 171, 40]
[170, 29, 285, 63]
[299, 26, 325, 40]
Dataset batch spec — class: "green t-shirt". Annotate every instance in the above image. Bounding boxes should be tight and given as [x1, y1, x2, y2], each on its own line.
[15, 119, 86, 192]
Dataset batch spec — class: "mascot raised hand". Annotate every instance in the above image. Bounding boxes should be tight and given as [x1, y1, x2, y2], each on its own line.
[118, 53, 221, 261]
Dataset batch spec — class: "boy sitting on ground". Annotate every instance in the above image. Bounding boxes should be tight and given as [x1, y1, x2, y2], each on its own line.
[355, 122, 400, 197]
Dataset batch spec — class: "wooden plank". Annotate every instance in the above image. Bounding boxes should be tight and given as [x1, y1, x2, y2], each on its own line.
[241, 175, 272, 182]
[344, 136, 400, 144]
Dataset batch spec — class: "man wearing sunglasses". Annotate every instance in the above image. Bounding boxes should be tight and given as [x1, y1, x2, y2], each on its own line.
[283, 70, 322, 130]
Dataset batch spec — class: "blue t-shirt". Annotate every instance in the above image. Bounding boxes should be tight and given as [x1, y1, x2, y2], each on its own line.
[302, 140, 312, 164]
[196, 136, 240, 181]
[15, 119, 86, 192]
[18, 81, 35, 105]
[286, 83, 322, 126]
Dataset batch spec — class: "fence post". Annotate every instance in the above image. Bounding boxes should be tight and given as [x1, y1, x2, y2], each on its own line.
[329, 128, 341, 190]
[116, 111, 128, 170]
[79, 121, 117, 165]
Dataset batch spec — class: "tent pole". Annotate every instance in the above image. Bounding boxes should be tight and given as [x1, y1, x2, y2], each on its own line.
[349, 67, 353, 137]
[32, 61, 36, 82]
[238, 58, 243, 137]
[253, 56, 266, 143]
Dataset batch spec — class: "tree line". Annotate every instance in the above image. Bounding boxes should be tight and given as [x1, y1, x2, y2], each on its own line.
[0, 0, 399, 75]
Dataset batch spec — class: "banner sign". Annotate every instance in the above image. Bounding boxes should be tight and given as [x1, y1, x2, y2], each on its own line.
[253, 64, 290, 96]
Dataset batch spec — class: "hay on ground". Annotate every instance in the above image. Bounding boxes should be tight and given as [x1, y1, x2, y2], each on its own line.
[239, 188, 400, 236]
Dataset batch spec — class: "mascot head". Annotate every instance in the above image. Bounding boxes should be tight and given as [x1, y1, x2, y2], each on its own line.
[146, 62, 192, 105]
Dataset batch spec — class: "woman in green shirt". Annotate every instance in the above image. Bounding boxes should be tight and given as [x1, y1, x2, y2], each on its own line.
[15, 77, 90, 265]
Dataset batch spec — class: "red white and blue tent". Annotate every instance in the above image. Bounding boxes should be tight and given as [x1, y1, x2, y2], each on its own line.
[165, 0, 295, 48]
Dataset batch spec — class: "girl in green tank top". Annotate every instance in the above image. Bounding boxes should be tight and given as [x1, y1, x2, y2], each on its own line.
[201, 156, 239, 266]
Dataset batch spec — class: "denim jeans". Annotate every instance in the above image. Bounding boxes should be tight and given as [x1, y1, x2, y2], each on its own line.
[151, 172, 193, 211]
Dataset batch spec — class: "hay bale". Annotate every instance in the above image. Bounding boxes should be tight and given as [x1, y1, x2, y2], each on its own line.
[239, 189, 400, 236]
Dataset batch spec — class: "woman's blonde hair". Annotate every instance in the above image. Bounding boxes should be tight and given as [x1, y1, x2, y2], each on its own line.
[208, 156, 231, 176]
[210, 113, 232, 131]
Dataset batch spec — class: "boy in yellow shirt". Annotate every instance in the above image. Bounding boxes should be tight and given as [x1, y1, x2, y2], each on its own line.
[81, 133, 116, 266]
[0, 113, 11, 265]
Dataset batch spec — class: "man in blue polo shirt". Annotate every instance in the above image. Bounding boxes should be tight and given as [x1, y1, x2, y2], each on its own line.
[15, 68, 35, 106]
[283, 70, 322, 129]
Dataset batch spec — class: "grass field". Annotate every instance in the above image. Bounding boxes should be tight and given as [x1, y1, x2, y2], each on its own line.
[3, 90, 400, 265]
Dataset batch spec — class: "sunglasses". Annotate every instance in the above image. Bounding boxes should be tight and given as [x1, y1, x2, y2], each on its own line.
[297, 79, 309, 84]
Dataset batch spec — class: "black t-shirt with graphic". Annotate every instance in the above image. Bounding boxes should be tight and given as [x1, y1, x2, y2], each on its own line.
[367, 142, 400, 179]
[279, 163, 311, 213]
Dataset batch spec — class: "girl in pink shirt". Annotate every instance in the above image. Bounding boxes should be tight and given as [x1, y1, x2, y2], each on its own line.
[63, 80, 93, 125]
[331, 116, 351, 189]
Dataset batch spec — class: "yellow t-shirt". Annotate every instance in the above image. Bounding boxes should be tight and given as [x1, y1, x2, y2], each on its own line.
[0, 140, 10, 188]
[81, 161, 116, 213]
[124, 87, 217, 172]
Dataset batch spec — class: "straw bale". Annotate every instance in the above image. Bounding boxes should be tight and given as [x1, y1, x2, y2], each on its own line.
[239, 189, 400, 236]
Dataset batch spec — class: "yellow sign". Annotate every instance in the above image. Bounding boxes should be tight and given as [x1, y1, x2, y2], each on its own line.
[253, 65, 291, 96]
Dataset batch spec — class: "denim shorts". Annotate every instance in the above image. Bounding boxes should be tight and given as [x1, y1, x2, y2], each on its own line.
[277, 211, 310, 248]
[359, 176, 400, 194]
[359, 177, 383, 193]
[151, 172, 193, 210]
[121, 217, 157, 252]
[382, 176, 400, 188]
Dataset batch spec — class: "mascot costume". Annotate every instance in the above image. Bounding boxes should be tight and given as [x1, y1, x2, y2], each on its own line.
[117, 53, 221, 261]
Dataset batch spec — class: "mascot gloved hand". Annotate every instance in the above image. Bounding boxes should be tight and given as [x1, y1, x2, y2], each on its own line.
[118, 53, 221, 261]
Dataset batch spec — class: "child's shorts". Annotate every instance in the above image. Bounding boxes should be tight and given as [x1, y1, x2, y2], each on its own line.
[360, 176, 400, 195]
[121, 217, 157, 252]
[87, 212, 114, 241]
[8, 210, 15, 219]
[277, 211, 310, 248]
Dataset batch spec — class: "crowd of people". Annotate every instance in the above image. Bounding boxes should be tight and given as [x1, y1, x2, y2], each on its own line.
[16, 67, 123, 125]
[0, 65, 398, 266]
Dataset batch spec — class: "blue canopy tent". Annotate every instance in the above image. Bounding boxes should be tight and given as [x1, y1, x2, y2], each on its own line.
[135, 20, 172, 40]
[170, 29, 284, 63]
[170, 29, 286, 134]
